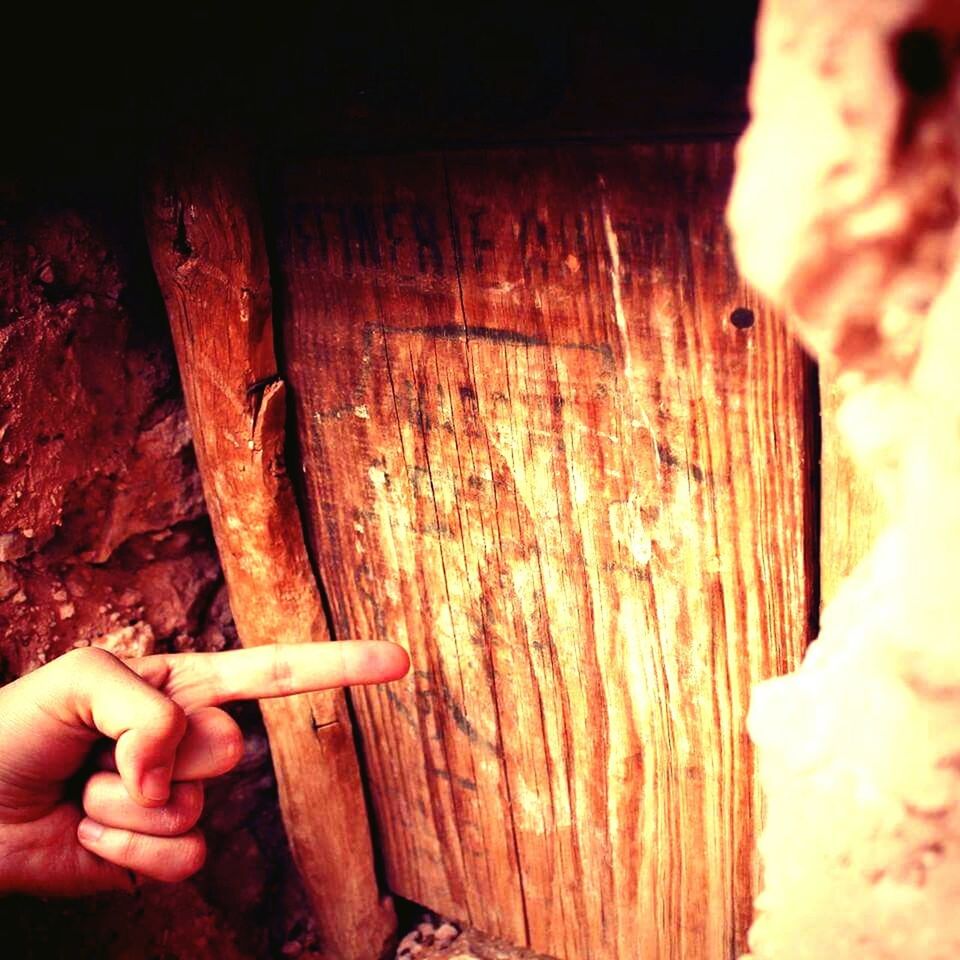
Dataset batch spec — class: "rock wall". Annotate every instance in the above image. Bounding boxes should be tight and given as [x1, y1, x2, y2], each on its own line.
[0, 205, 320, 957]
[728, 1, 960, 956]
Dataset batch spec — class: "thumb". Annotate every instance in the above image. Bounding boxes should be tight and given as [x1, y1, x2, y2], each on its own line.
[1, 647, 187, 808]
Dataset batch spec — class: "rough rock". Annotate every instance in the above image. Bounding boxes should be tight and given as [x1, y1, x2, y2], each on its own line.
[728, 1, 960, 957]
[394, 915, 557, 960]
[0, 207, 315, 958]
[0, 209, 212, 677]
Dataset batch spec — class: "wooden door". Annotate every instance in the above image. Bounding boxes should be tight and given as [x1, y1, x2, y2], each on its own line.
[273, 142, 813, 959]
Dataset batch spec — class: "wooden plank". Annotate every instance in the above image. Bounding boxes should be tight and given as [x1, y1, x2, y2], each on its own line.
[275, 143, 813, 959]
[818, 372, 888, 608]
[143, 154, 397, 960]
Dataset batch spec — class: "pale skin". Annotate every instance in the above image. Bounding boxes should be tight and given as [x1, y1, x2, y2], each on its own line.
[0, 640, 410, 896]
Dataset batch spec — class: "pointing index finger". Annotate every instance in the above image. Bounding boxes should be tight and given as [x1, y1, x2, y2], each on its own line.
[131, 641, 410, 712]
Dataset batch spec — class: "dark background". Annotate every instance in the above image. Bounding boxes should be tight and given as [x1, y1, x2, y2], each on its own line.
[1, 3, 760, 189]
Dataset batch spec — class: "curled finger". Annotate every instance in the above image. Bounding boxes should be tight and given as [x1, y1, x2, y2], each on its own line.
[83, 772, 204, 837]
[77, 819, 206, 883]
[91, 706, 244, 782]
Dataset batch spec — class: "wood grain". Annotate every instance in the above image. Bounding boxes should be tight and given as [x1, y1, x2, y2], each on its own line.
[143, 155, 396, 960]
[275, 143, 813, 959]
[818, 373, 889, 608]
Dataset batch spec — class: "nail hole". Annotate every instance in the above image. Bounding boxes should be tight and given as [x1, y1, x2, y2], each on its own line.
[730, 307, 755, 329]
[895, 28, 950, 98]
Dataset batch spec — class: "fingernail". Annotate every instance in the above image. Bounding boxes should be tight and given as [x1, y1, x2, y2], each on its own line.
[78, 819, 105, 844]
[141, 766, 170, 803]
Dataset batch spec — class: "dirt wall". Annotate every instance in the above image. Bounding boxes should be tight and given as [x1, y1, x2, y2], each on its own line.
[0, 203, 321, 958]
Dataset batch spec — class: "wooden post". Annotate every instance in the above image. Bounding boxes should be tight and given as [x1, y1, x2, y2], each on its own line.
[143, 153, 396, 960]
[819, 371, 888, 608]
[274, 143, 813, 959]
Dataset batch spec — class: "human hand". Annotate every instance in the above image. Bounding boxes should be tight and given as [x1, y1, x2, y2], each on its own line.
[0, 641, 409, 896]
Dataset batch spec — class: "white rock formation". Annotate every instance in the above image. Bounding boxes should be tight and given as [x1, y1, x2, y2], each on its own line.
[728, 1, 960, 956]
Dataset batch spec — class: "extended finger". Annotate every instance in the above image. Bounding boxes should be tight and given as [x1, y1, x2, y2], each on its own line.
[132, 641, 410, 712]
[83, 772, 204, 836]
[93, 707, 244, 782]
[77, 819, 206, 883]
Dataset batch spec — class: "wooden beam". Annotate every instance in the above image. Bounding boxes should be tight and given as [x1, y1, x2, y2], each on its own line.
[819, 371, 888, 608]
[143, 154, 396, 960]
[275, 143, 814, 959]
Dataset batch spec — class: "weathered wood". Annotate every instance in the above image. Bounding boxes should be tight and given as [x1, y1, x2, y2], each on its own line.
[275, 143, 813, 959]
[819, 371, 888, 608]
[143, 156, 396, 960]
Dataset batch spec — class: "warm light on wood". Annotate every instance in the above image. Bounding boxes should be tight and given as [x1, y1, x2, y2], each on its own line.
[276, 144, 812, 959]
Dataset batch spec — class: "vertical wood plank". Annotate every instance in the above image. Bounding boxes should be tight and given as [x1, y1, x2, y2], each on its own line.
[143, 154, 397, 960]
[275, 143, 813, 959]
[819, 374, 889, 608]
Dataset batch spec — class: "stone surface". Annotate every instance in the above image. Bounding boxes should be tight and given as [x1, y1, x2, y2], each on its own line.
[394, 915, 557, 960]
[728, 1, 960, 957]
[0, 209, 210, 676]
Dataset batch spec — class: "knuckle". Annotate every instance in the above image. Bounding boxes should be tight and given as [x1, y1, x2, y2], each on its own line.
[271, 647, 295, 696]
[218, 721, 245, 770]
[81, 771, 115, 813]
[200, 708, 244, 775]
[153, 697, 187, 739]
[63, 645, 118, 673]
[171, 782, 204, 830]
[117, 829, 142, 866]
[169, 832, 206, 881]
